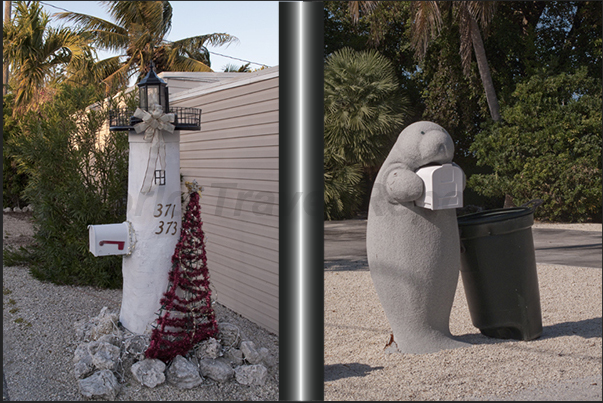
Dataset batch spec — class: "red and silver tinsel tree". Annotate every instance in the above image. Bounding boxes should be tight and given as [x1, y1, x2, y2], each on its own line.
[146, 180, 218, 362]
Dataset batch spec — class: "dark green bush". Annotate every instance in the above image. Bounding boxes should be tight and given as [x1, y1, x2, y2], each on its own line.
[4, 84, 136, 288]
[469, 67, 602, 222]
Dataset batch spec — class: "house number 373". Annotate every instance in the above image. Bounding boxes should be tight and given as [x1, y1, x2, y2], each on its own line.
[154, 203, 178, 235]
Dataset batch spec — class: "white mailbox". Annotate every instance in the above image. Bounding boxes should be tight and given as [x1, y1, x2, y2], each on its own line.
[415, 163, 464, 210]
[89, 222, 134, 257]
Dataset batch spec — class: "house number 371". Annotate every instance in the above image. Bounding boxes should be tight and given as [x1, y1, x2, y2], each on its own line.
[154, 203, 178, 235]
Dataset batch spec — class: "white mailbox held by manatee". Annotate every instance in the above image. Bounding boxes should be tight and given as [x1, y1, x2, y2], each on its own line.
[89, 222, 134, 257]
[414, 163, 465, 210]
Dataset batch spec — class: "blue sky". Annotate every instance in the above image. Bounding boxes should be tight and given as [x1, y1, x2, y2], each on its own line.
[9, 1, 279, 72]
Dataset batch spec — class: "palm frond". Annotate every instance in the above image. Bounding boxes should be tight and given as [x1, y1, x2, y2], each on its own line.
[53, 11, 128, 52]
[466, 1, 497, 32]
[348, 1, 379, 24]
[104, 1, 171, 42]
[101, 57, 137, 91]
[222, 63, 251, 72]
[165, 54, 213, 73]
[44, 27, 90, 59]
[170, 33, 239, 50]
[5, 2, 101, 114]
[410, 1, 443, 61]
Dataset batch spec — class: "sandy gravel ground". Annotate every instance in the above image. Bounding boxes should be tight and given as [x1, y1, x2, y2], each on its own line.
[2, 212, 278, 401]
[324, 261, 602, 401]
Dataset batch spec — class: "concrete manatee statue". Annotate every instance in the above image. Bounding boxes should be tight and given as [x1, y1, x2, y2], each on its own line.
[366, 121, 469, 354]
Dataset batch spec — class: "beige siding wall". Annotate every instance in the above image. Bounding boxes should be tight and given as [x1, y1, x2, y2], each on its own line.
[160, 72, 245, 97]
[165, 68, 279, 335]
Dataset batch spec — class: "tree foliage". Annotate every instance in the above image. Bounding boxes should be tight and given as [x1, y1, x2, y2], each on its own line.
[55, 1, 239, 89]
[324, 1, 602, 221]
[2, 1, 96, 114]
[4, 84, 136, 287]
[469, 68, 602, 222]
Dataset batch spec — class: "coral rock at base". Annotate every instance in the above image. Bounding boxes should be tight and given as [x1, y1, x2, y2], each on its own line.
[166, 355, 203, 389]
[78, 370, 121, 400]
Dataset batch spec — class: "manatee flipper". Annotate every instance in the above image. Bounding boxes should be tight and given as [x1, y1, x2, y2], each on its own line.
[385, 165, 423, 204]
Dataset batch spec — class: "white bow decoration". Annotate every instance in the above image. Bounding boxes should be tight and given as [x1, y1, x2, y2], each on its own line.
[133, 104, 175, 193]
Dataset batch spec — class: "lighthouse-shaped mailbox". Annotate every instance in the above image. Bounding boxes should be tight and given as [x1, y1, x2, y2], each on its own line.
[89, 63, 201, 334]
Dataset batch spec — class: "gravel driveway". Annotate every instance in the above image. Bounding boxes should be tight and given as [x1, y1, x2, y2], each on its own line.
[3, 212, 279, 401]
[324, 219, 602, 401]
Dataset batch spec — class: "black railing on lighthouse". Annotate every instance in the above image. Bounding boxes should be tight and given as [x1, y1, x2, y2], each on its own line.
[109, 107, 201, 131]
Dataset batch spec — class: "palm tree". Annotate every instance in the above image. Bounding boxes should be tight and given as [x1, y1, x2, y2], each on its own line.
[2, 1, 94, 113]
[325, 47, 407, 168]
[349, 1, 501, 122]
[54, 1, 239, 91]
[411, 1, 500, 121]
[222, 62, 252, 72]
[324, 47, 408, 219]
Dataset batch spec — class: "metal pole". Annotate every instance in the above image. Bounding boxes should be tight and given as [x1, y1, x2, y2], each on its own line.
[279, 1, 324, 400]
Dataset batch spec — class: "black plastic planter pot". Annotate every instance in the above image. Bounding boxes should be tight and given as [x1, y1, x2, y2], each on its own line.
[457, 200, 543, 340]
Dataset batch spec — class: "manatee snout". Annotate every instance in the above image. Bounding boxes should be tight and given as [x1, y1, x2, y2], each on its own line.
[419, 128, 455, 166]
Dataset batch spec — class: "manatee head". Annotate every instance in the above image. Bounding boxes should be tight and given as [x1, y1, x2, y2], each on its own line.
[390, 121, 455, 171]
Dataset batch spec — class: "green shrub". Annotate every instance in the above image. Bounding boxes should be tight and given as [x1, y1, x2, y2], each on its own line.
[3, 94, 30, 208]
[5, 84, 136, 288]
[469, 68, 602, 222]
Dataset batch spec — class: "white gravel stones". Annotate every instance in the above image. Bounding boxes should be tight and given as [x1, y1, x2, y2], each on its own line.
[234, 364, 268, 386]
[2, 204, 33, 213]
[166, 355, 203, 389]
[130, 359, 166, 388]
[8, 206, 34, 213]
[78, 369, 120, 400]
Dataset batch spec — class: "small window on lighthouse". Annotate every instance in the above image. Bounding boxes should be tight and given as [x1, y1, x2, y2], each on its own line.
[154, 170, 166, 185]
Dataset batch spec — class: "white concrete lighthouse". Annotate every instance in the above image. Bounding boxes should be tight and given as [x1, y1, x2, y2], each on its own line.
[89, 64, 201, 334]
